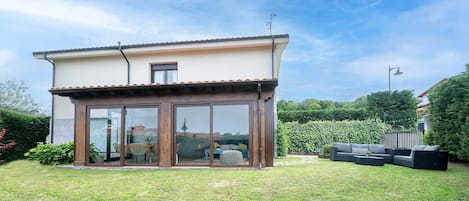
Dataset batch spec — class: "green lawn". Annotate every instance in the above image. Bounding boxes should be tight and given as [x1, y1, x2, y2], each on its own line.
[1, 159, 468, 201]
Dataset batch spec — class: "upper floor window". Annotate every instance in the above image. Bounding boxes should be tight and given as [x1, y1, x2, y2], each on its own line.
[151, 63, 178, 83]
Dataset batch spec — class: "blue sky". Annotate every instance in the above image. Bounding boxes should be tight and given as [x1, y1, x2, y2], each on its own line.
[0, 0, 468, 112]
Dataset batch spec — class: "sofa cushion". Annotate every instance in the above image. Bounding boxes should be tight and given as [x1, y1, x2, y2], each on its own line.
[352, 148, 368, 154]
[369, 144, 386, 154]
[411, 145, 427, 157]
[337, 152, 356, 156]
[334, 143, 351, 152]
[351, 144, 368, 149]
[424, 145, 440, 151]
[394, 155, 412, 162]
[412, 145, 427, 151]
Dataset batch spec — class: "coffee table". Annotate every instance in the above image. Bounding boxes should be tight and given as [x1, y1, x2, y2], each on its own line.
[354, 155, 384, 166]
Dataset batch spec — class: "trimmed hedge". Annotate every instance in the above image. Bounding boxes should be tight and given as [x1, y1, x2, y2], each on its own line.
[0, 109, 49, 161]
[279, 119, 388, 154]
[278, 108, 368, 123]
[428, 65, 469, 161]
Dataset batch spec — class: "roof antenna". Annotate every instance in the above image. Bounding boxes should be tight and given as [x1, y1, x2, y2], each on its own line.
[267, 13, 276, 35]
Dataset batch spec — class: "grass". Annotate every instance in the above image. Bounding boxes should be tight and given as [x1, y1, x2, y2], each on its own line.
[1, 159, 468, 201]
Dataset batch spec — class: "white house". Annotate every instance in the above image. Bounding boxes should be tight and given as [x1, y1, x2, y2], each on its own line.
[33, 34, 289, 168]
[417, 78, 448, 133]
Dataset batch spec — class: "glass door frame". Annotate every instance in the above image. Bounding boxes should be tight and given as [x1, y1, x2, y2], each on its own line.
[172, 101, 252, 167]
[85, 104, 160, 166]
[124, 105, 161, 166]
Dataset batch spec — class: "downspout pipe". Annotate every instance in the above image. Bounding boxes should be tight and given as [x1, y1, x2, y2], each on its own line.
[44, 53, 55, 144]
[271, 35, 275, 78]
[257, 82, 262, 169]
[118, 42, 130, 84]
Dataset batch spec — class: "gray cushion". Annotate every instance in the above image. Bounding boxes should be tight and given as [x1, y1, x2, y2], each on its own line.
[369, 144, 386, 154]
[411, 145, 427, 157]
[412, 145, 427, 151]
[352, 148, 368, 154]
[394, 155, 412, 161]
[334, 143, 351, 152]
[424, 145, 440, 151]
[351, 144, 368, 149]
[337, 152, 356, 156]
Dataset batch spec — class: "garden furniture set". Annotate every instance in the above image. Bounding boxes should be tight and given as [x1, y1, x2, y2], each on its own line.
[330, 143, 448, 170]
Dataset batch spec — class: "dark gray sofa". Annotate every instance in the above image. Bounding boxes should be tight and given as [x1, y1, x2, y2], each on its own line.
[393, 145, 448, 170]
[330, 143, 393, 163]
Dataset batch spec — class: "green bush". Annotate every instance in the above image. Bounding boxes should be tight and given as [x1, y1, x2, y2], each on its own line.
[428, 65, 469, 161]
[322, 144, 333, 155]
[278, 108, 367, 123]
[276, 124, 289, 157]
[24, 142, 74, 165]
[0, 109, 49, 161]
[423, 130, 434, 145]
[280, 119, 388, 154]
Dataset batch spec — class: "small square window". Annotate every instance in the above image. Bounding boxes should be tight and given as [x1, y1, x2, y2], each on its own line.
[151, 63, 177, 83]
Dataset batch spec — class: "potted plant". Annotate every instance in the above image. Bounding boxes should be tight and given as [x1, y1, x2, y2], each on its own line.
[89, 143, 102, 163]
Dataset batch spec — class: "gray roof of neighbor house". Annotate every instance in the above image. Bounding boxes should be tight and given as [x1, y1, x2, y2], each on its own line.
[32, 34, 289, 56]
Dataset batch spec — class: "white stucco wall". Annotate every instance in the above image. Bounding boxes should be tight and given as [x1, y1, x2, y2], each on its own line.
[47, 39, 287, 144]
[54, 55, 127, 87]
[54, 46, 273, 87]
[130, 47, 272, 83]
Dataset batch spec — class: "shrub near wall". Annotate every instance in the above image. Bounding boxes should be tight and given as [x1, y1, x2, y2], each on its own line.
[280, 119, 388, 154]
[0, 109, 49, 161]
[278, 108, 367, 123]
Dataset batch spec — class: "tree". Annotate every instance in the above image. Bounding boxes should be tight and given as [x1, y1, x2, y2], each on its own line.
[366, 90, 419, 129]
[0, 80, 42, 115]
[277, 100, 298, 111]
[428, 64, 469, 161]
[353, 96, 368, 109]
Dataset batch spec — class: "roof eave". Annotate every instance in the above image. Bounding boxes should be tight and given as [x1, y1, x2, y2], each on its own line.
[33, 34, 289, 60]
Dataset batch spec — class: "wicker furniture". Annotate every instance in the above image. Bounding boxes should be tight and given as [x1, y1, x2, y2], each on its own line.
[330, 143, 393, 163]
[393, 145, 448, 170]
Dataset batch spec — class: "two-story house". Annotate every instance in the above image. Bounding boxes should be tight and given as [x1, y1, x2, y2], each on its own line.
[416, 78, 447, 134]
[33, 34, 289, 168]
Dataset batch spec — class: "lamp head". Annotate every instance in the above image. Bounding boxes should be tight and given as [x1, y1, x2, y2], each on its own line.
[394, 68, 403, 75]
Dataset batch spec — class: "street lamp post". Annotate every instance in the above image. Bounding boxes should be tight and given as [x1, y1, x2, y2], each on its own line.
[388, 66, 403, 92]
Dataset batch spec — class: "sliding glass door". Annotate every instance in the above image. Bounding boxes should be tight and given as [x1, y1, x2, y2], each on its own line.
[88, 108, 122, 165]
[174, 103, 250, 166]
[87, 106, 158, 166]
[175, 106, 210, 165]
[124, 107, 159, 165]
[213, 104, 250, 166]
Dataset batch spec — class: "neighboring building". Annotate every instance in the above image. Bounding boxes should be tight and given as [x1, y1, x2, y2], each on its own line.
[417, 78, 448, 134]
[33, 34, 289, 168]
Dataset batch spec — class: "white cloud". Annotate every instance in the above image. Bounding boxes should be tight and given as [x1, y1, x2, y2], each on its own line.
[0, 49, 15, 67]
[333, 0, 383, 13]
[344, 0, 469, 85]
[0, 49, 21, 75]
[0, 0, 138, 33]
[283, 32, 340, 63]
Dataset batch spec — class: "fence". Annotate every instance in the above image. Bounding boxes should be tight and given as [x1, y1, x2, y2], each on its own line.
[380, 131, 423, 149]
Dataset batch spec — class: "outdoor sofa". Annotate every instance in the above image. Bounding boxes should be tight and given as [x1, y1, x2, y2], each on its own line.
[330, 143, 393, 163]
[393, 145, 448, 170]
[330, 143, 449, 170]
